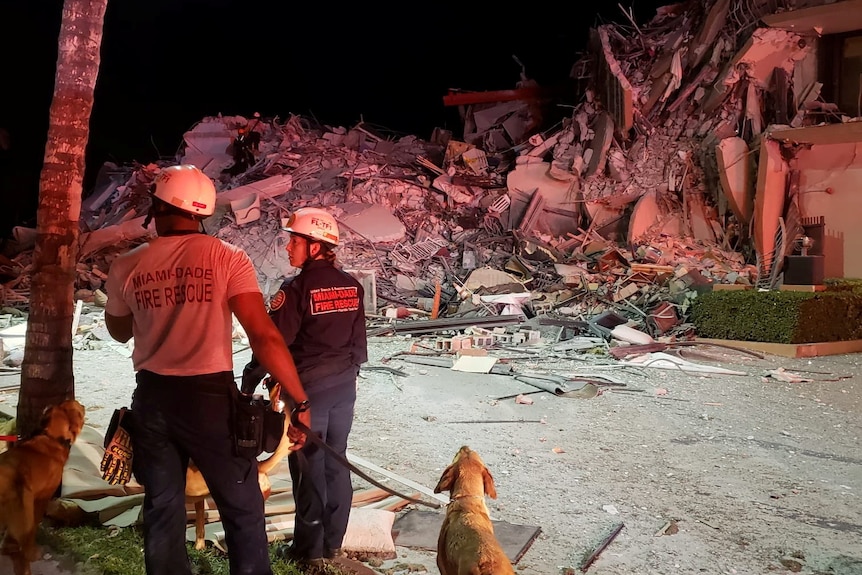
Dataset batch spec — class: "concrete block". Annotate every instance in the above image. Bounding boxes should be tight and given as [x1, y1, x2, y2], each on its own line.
[493, 333, 513, 344]
[451, 335, 472, 351]
[471, 335, 494, 348]
[436, 338, 453, 351]
[523, 329, 541, 342]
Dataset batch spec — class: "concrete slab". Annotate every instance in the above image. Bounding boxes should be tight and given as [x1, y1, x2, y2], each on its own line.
[337, 203, 406, 243]
[216, 174, 293, 206]
[716, 136, 753, 224]
[754, 138, 787, 275]
[506, 162, 579, 236]
[181, 120, 234, 178]
[628, 190, 662, 242]
[392, 509, 541, 564]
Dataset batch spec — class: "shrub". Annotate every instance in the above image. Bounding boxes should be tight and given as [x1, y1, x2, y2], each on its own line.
[690, 289, 862, 343]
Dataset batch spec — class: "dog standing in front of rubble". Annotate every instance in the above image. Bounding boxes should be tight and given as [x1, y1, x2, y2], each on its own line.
[0, 400, 86, 575]
[433, 445, 515, 575]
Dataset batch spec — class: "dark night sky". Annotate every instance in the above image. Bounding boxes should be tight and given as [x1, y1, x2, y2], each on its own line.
[0, 0, 666, 239]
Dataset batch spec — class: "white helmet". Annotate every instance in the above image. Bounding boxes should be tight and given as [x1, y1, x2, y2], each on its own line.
[282, 207, 339, 246]
[152, 164, 216, 217]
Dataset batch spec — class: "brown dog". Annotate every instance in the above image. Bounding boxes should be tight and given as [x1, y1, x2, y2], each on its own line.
[433, 445, 515, 575]
[0, 399, 86, 575]
[185, 384, 292, 550]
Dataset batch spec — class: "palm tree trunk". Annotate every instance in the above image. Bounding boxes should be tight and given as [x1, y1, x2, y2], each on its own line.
[18, 0, 108, 437]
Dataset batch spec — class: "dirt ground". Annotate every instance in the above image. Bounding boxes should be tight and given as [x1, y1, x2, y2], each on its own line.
[2, 316, 862, 575]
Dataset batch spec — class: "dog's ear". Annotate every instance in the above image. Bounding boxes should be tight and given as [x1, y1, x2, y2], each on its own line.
[434, 464, 455, 494]
[482, 466, 497, 499]
[62, 401, 86, 441]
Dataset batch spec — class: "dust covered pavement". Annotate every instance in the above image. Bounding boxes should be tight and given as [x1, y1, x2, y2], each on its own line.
[2, 338, 862, 575]
[346, 339, 862, 575]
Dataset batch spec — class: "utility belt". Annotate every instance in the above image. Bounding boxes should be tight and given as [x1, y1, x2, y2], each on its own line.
[135, 370, 285, 460]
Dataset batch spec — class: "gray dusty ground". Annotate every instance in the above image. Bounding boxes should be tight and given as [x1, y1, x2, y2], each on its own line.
[2, 311, 861, 575]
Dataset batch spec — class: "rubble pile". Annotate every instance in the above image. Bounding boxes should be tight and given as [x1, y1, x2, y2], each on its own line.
[554, 0, 856, 289]
[73, 109, 748, 335]
[1, 0, 857, 342]
[536, 0, 812, 264]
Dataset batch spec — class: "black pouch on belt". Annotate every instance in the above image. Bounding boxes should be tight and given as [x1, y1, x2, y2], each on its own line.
[232, 392, 285, 458]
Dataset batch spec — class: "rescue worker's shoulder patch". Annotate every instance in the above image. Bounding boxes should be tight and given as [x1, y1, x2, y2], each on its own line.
[269, 290, 286, 311]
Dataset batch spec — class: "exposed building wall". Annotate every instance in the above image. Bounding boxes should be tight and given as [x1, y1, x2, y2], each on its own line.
[795, 142, 862, 278]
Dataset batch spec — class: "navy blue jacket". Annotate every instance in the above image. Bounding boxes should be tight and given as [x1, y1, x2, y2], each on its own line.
[242, 260, 367, 393]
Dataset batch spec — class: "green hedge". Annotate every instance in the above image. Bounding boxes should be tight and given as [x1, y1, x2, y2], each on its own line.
[824, 278, 862, 292]
[690, 289, 862, 343]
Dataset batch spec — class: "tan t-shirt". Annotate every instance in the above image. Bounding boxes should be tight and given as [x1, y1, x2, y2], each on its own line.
[105, 234, 261, 376]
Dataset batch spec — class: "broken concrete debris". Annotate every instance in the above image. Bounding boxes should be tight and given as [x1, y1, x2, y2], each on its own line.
[1, 0, 860, 360]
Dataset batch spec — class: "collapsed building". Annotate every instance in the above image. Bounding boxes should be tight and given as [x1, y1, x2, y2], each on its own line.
[2, 0, 861, 340]
[571, 0, 862, 288]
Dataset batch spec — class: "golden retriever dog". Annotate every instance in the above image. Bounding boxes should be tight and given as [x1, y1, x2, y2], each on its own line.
[433, 445, 515, 575]
[0, 399, 86, 575]
[185, 384, 292, 550]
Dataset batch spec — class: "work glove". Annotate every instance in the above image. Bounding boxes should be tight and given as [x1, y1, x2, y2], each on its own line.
[101, 408, 133, 485]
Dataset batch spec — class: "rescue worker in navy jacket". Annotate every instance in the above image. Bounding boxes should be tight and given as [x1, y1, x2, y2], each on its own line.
[242, 207, 367, 566]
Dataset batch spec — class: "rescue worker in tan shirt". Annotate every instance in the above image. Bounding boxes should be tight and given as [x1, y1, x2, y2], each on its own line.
[105, 164, 310, 575]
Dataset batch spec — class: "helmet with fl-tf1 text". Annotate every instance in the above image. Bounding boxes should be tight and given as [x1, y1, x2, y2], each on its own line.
[282, 207, 339, 246]
[152, 164, 216, 217]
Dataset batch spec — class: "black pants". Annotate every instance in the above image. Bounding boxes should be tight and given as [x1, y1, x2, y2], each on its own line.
[287, 373, 357, 559]
[131, 370, 272, 575]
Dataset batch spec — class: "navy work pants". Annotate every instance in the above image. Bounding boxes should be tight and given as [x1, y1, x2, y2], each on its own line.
[287, 372, 356, 559]
[131, 370, 272, 575]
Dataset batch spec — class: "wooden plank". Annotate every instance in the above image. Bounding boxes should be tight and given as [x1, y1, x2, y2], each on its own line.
[712, 284, 752, 291]
[186, 486, 395, 523]
[630, 263, 675, 274]
[347, 452, 451, 506]
[351, 487, 392, 506]
[695, 338, 862, 358]
[363, 494, 418, 512]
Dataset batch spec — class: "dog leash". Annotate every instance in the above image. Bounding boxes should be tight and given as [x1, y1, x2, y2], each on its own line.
[290, 416, 441, 509]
